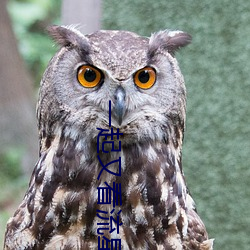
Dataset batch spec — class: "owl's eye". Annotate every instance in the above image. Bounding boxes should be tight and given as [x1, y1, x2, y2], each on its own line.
[77, 65, 103, 88]
[134, 67, 156, 89]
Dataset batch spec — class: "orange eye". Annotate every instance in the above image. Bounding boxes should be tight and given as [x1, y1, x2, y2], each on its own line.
[77, 65, 103, 88]
[134, 67, 156, 89]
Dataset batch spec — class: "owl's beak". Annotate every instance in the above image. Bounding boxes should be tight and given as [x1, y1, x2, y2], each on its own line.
[114, 86, 126, 126]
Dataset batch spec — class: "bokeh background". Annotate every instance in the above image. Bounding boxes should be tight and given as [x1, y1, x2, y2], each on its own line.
[1, 0, 250, 249]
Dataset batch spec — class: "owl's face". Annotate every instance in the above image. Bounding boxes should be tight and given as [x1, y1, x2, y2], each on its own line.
[38, 26, 191, 146]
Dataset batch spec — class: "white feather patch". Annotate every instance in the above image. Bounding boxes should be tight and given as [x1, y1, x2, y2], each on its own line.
[133, 201, 147, 225]
[160, 182, 169, 202]
[147, 145, 158, 162]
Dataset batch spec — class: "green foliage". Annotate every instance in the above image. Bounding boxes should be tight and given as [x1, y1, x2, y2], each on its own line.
[7, 0, 61, 85]
[103, 1, 250, 249]
[0, 148, 23, 187]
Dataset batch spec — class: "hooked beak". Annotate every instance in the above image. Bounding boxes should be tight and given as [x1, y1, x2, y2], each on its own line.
[114, 86, 126, 125]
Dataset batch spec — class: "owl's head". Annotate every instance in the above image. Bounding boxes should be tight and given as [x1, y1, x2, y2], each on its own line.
[37, 25, 191, 147]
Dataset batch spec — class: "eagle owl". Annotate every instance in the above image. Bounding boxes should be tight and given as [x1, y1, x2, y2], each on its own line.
[4, 25, 213, 250]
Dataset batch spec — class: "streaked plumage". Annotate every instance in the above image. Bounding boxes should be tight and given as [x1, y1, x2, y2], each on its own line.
[4, 25, 213, 249]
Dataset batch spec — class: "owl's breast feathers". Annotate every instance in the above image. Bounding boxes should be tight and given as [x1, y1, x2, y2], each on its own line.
[4, 126, 213, 250]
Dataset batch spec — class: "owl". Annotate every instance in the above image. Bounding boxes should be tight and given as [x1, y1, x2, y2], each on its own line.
[4, 25, 213, 250]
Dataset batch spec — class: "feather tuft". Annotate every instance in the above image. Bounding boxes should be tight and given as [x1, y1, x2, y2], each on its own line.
[148, 30, 192, 57]
[46, 25, 90, 54]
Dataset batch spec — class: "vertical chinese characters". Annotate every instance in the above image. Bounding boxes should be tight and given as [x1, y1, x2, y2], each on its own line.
[96, 101, 123, 250]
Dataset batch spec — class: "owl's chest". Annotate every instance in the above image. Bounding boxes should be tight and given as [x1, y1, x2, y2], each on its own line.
[16, 127, 184, 246]
[8, 142, 187, 249]
[47, 147, 184, 247]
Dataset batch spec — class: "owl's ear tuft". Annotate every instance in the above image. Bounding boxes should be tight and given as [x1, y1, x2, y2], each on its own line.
[148, 30, 192, 57]
[47, 25, 90, 53]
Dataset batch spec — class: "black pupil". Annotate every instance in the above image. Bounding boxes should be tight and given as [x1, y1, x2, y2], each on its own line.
[138, 70, 150, 83]
[84, 68, 96, 82]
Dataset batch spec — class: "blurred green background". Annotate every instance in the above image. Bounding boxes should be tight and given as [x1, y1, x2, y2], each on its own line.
[1, 0, 250, 249]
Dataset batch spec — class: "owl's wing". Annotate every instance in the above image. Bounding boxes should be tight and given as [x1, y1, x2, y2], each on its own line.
[183, 194, 214, 250]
